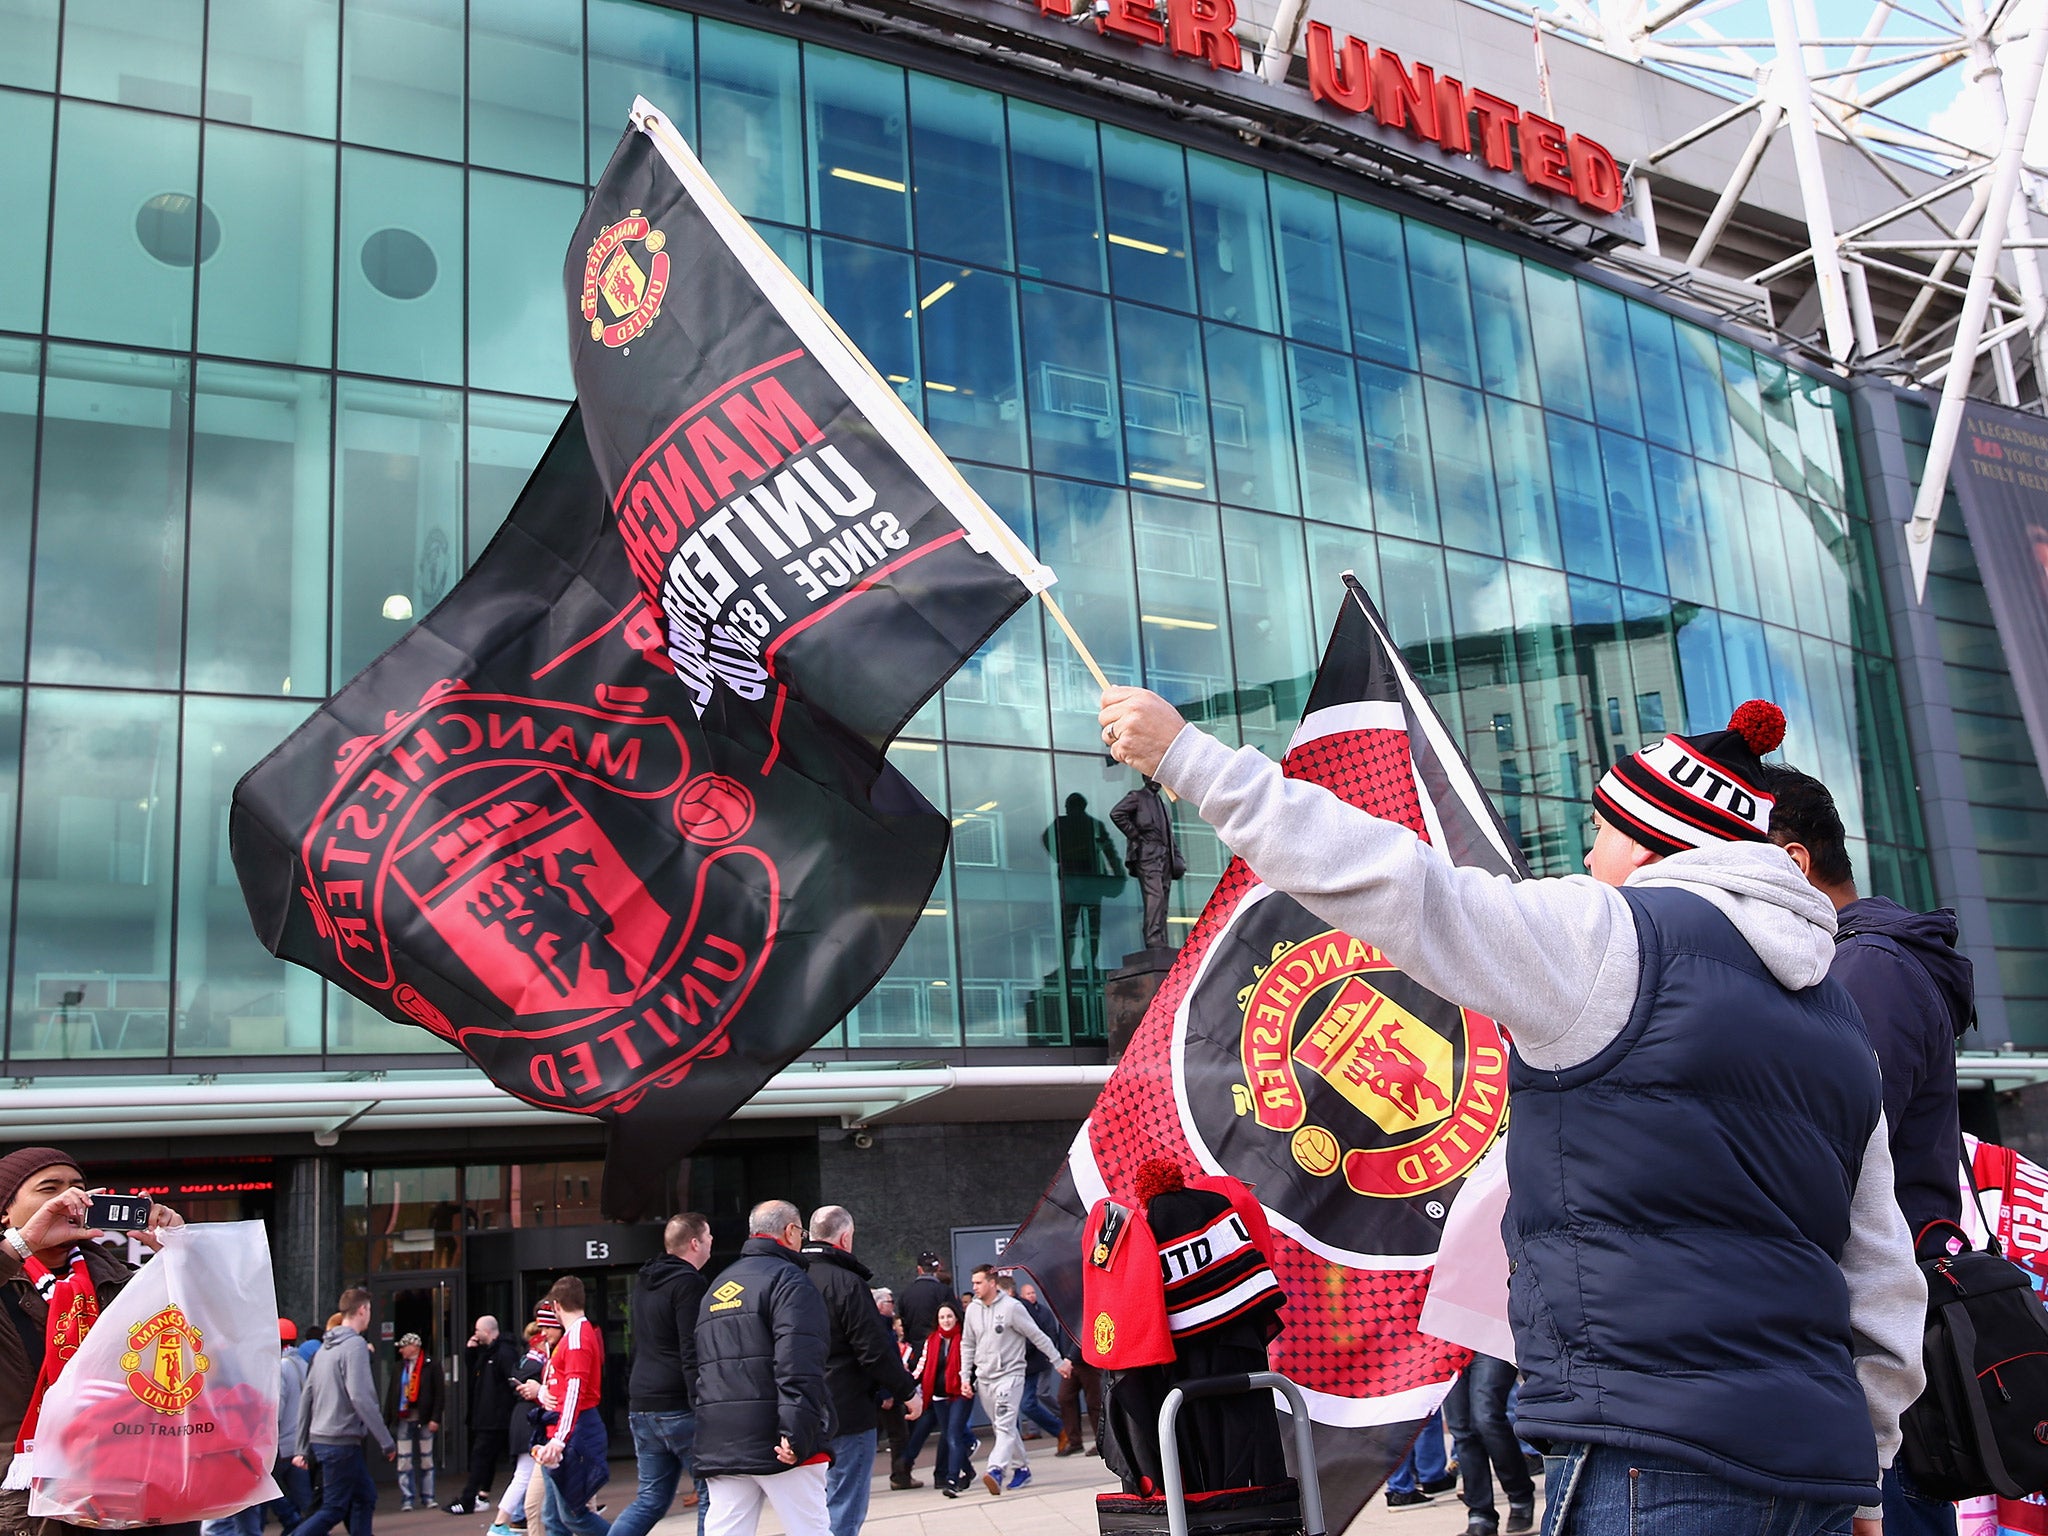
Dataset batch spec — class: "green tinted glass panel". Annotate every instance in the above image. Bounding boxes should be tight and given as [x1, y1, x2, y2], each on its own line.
[49, 102, 199, 350]
[918, 261, 1026, 470]
[698, 22, 804, 225]
[339, 149, 462, 384]
[1269, 179, 1345, 352]
[807, 48, 909, 247]
[1102, 128, 1192, 312]
[1204, 324, 1296, 515]
[0, 341, 36, 681]
[1008, 100, 1103, 290]
[333, 378, 462, 680]
[468, 172, 580, 399]
[186, 364, 331, 696]
[1405, 222, 1477, 385]
[469, 0, 583, 181]
[1117, 303, 1210, 497]
[206, 0, 339, 136]
[909, 75, 1012, 273]
[0, 0, 58, 88]
[33, 346, 188, 688]
[586, 0, 694, 183]
[1466, 245, 1538, 404]
[62, 0, 202, 110]
[1188, 151, 1277, 333]
[0, 92, 51, 335]
[198, 125, 335, 367]
[343, 0, 463, 159]
[1288, 345, 1368, 529]
[467, 392, 562, 558]
[178, 696, 319, 1055]
[13, 687, 175, 1061]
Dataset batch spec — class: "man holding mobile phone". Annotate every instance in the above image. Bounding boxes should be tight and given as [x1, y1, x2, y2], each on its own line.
[0, 1146, 185, 1536]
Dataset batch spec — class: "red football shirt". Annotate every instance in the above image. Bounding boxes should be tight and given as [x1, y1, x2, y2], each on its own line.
[543, 1317, 603, 1443]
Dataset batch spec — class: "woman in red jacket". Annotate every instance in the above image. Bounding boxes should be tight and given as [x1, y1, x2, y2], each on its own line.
[906, 1306, 972, 1498]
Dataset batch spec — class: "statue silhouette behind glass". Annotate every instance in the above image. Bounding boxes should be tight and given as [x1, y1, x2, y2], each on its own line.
[1112, 779, 1184, 953]
[1042, 793, 1123, 972]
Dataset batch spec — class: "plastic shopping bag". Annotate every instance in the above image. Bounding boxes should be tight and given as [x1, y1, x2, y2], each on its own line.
[29, 1222, 282, 1527]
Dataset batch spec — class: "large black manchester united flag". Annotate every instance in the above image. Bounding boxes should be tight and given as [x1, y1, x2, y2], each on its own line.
[233, 104, 1047, 1218]
[1006, 576, 1528, 1532]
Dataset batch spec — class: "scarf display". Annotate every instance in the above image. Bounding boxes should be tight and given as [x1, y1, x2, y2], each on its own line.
[401, 1359, 420, 1411]
[13, 1246, 99, 1455]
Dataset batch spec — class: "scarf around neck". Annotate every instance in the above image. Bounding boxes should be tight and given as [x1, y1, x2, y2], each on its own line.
[15, 1247, 99, 1454]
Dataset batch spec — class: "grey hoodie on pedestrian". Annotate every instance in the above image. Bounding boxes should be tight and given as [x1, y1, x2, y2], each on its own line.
[1155, 724, 1927, 1511]
[299, 1325, 394, 1452]
[961, 1293, 1060, 1385]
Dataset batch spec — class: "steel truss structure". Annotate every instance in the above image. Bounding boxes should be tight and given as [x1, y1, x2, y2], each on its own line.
[1398, 0, 2048, 590]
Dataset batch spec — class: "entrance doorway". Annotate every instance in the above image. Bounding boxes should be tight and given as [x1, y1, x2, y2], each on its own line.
[368, 1274, 460, 1488]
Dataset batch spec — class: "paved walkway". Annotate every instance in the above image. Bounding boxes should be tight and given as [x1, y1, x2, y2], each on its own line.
[371, 1449, 1539, 1536]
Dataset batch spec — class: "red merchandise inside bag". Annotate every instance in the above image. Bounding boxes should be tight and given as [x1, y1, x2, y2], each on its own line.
[37, 1378, 273, 1527]
[28, 1224, 282, 1528]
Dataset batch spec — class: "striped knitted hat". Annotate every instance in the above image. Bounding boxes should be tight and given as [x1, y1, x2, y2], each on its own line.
[1593, 700, 1786, 856]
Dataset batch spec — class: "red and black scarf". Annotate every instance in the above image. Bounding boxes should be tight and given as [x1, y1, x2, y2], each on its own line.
[15, 1246, 99, 1454]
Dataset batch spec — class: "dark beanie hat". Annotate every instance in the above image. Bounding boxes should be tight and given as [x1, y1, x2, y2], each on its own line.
[1593, 701, 1786, 857]
[0, 1147, 82, 1211]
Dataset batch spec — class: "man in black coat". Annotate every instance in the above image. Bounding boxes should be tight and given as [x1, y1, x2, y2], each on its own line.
[446, 1315, 522, 1514]
[897, 1254, 947, 1351]
[610, 1214, 713, 1536]
[801, 1207, 921, 1536]
[693, 1200, 833, 1536]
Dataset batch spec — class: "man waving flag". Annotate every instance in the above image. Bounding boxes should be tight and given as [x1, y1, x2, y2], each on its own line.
[1004, 575, 1526, 1530]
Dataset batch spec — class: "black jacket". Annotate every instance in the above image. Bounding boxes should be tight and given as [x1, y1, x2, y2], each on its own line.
[629, 1253, 708, 1413]
[1832, 896, 1975, 1235]
[466, 1335, 523, 1429]
[693, 1238, 833, 1476]
[382, 1353, 444, 1427]
[512, 1345, 548, 1450]
[801, 1242, 916, 1437]
[898, 1273, 948, 1348]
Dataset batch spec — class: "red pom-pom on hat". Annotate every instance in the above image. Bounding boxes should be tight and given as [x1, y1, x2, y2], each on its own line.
[1728, 699, 1785, 755]
[1134, 1158, 1186, 1204]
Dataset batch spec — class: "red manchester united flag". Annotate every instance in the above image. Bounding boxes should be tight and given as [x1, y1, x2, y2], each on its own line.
[1006, 574, 1528, 1529]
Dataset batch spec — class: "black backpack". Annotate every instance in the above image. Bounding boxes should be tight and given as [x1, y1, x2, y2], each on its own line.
[1898, 1214, 2048, 1501]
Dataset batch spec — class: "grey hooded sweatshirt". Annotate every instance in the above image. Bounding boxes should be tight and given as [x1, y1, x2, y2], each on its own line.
[1155, 723, 1927, 1518]
[299, 1324, 395, 1452]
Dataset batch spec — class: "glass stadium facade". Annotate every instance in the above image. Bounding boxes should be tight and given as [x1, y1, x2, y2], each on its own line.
[0, 0, 1988, 1087]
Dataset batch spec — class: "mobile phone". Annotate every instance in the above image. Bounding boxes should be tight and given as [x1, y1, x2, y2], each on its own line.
[85, 1192, 153, 1231]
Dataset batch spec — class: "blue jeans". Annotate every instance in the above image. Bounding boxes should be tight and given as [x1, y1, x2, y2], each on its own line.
[1386, 1409, 1449, 1494]
[288, 1443, 377, 1536]
[202, 1510, 262, 1536]
[1444, 1354, 1536, 1527]
[271, 1459, 313, 1530]
[1540, 1446, 1854, 1536]
[1880, 1465, 1958, 1536]
[607, 1412, 705, 1536]
[1020, 1373, 1063, 1439]
[824, 1429, 876, 1536]
[932, 1399, 973, 1488]
[542, 1468, 612, 1536]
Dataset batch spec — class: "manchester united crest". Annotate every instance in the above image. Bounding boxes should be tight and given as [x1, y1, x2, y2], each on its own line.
[580, 210, 670, 348]
[299, 680, 777, 1113]
[120, 1306, 209, 1415]
[1177, 887, 1508, 1259]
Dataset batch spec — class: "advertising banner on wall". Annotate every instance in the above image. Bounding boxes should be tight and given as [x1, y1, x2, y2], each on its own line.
[1947, 401, 2048, 783]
